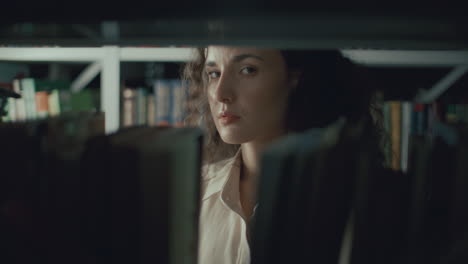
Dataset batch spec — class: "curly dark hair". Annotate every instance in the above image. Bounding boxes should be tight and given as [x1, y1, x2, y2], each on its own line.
[183, 47, 388, 166]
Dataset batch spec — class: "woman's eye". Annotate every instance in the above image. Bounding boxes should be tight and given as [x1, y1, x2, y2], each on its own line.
[207, 71, 221, 79]
[240, 67, 257, 75]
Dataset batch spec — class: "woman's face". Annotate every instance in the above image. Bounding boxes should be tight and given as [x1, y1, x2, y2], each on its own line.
[205, 46, 292, 145]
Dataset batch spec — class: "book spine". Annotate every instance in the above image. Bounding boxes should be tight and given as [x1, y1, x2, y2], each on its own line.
[13, 79, 26, 121]
[454, 104, 460, 122]
[122, 87, 136, 127]
[147, 94, 156, 126]
[456, 104, 466, 123]
[59, 90, 72, 113]
[413, 104, 425, 135]
[427, 104, 435, 139]
[411, 104, 417, 135]
[390, 101, 401, 171]
[154, 79, 171, 126]
[422, 104, 428, 133]
[431, 101, 442, 122]
[183, 80, 189, 125]
[383, 102, 392, 166]
[461, 104, 467, 123]
[2, 100, 10, 122]
[48, 89, 61, 116]
[401, 101, 412, 173]
[172, 79, 185, 127]
[35, 91, 49, 119]
[168, 80, 175, 125]
[7, 97, 17, 121]
[70, 90, 98, 112]
[465, 104, 468, 123]
[153, 81, 158, 125]
[446, 104, 457, 123]
[136, 88, 147, 125]
[21, 78, 37, 120]
[136, 88, 142, 125]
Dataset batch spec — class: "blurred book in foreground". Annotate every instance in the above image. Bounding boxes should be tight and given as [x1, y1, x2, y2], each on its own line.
[0, 113, 202, 264]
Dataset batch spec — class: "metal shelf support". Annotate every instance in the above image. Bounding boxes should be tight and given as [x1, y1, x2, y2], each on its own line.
[101, 46, 120, 134]
[71, 61, 102, 93]
[414, 65, 468, 103]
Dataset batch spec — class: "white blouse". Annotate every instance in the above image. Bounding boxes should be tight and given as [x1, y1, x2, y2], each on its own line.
[196, 149, 354, 264]
[198, 149, 254, 264]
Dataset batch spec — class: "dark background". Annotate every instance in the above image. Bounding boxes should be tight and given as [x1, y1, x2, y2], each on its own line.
[1, 2, 467, 101]
[0, 2, 467, 49]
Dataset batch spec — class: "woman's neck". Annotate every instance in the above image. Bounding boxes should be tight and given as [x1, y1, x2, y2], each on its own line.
[240, 142, 262, 182]
[239, 129, 286, 219]
[239, 135, 282, 217]
[238, 142, 262, 221]
[240, 131, 286, 181]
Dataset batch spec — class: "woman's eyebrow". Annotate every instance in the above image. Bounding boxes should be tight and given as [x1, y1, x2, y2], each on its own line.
[232, 54, 264, 63]
[205, 54, 264, 68]
[205, 61, 217, 67]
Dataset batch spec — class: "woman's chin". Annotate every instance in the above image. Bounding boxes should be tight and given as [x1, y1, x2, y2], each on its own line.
[220, 137, 243, 145]
[219, 132, 249, 145]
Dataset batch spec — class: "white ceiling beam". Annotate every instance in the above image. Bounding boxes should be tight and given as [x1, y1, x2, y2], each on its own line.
[0, 48, 105, 62]
[0, 47, 194, 62]
[341, 50, 468, 67]
[1, 48, 466, 66]
[119, 47, 193, 61]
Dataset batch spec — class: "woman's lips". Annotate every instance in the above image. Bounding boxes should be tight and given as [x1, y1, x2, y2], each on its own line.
[219, 112, 240, 125]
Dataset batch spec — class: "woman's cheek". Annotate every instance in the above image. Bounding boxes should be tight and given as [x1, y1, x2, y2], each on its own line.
[207, 86, 216, 104]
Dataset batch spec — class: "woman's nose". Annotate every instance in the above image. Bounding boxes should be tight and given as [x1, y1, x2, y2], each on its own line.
[214, 74, 235, 104]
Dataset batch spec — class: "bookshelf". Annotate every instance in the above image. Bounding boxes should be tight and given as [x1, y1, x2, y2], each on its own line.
[1, 48, 466, 133]
[1, 48, 468, 264]
[1, 8, 467, 262]
[0, 46, 192, 133]
[342, 49, 468, 103]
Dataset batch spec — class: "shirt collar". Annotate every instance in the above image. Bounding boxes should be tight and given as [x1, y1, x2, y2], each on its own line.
[202, 148, 242, 201]
[202, 147, 250, 221]
[220, 148, 259, 223]
[219, 148, 246, 220]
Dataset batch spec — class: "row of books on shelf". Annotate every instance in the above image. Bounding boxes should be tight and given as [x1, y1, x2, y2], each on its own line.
[253, 117, 468, 263]
[0, 112, 201, 264]
[1, 112, 467, 263]
[1, 78, 98, 122]
[382, 100, 468, 172]
[121, 79, 187, 128]
[1, 77, 189, 129]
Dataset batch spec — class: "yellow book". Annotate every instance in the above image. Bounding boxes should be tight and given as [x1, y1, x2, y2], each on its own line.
[389, 101, 401, 171]
[48, 89, 61, 116]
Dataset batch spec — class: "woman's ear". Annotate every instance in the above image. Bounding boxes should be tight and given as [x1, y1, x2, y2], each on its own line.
[288, 70, 302, 91]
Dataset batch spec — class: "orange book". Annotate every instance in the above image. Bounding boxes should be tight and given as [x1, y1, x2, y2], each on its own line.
[35, 91, 49, 118]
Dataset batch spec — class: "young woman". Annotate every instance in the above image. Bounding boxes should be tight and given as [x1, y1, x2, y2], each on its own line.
[183, 47, 385, 264]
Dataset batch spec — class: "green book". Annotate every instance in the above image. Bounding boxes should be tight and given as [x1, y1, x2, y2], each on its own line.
[35, 79, 71, 92]
[70, 90, 99, 112]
